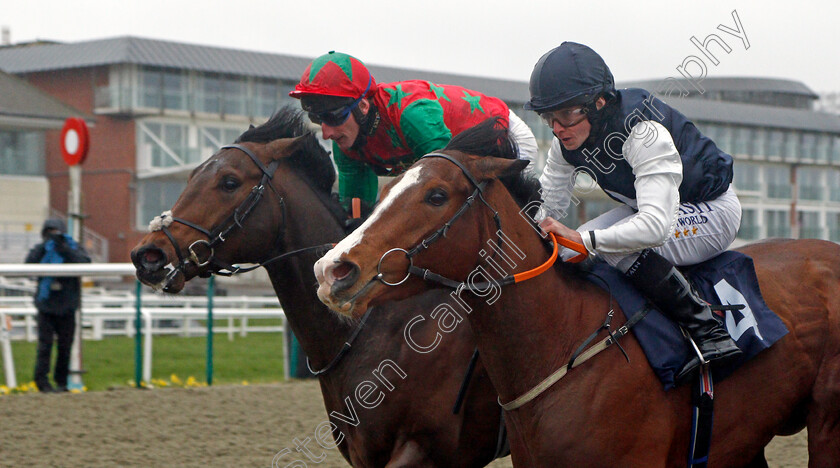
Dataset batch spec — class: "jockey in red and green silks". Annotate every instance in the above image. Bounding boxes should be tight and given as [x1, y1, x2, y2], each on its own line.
[290, 51, 538, 210]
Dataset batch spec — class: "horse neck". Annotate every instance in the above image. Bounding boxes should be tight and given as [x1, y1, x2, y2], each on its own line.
[460, 187, 607, 404]
[265, 177, 354, 369]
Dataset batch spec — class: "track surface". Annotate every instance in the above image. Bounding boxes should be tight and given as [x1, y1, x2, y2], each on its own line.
[0, 380, 808, 467]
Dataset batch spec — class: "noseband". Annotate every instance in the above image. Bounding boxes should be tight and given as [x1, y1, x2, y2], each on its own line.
[150, 144, 287, 281]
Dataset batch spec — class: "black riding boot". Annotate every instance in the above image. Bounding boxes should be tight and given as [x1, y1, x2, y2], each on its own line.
[625, 249, 741, 381]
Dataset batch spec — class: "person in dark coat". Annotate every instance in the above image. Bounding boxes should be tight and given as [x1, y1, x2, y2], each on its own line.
[24, 219, 90, 392]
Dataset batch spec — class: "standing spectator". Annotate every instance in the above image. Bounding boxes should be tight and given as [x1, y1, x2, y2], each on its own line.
[25, 219, 90, 392]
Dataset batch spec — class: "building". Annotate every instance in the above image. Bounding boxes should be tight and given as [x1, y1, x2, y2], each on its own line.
[0, 68, 94, 262]
[0, 36, 837, 264]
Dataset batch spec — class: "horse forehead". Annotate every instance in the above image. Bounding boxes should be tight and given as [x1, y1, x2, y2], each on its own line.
[326, 166, 428, 262]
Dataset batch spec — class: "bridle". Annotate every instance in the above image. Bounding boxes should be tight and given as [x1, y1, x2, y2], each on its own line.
[150, 143, 330, 283]
[373, 152, 585, 291]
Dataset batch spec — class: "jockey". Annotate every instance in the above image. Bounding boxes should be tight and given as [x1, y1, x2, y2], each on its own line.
[528, 42, 742, 381]
[290, 51, 538, 210]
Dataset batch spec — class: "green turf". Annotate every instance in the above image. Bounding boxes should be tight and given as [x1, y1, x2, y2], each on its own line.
[1, 332, 285, 391]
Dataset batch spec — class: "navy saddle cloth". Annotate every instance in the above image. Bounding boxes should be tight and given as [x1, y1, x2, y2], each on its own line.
[585, 251, 788, 390]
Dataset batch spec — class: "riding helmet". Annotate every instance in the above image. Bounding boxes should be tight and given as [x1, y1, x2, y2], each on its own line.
[524, 42, 615, 112]
[289, 51, 376, 100]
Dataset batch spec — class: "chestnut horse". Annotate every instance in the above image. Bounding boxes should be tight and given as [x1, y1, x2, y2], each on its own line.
[314, 120, 840, 467]
[131, 110, 505, 467]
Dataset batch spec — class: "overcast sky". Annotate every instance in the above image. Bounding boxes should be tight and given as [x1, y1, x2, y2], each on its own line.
[4, 0, 839, 93]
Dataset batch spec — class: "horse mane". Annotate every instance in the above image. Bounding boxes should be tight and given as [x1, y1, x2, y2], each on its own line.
[235, 106, 336, 195]
[444, 117, 542, 211]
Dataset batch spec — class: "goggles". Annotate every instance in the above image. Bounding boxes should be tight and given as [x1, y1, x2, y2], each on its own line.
[540, 106, 589, 129]
[306, 76, 372, 127]
[308, 104, 357, 127]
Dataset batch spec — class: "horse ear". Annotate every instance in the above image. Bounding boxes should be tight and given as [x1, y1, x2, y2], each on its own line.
[265, 134, 310, 159]
[470, 157, 530, 181]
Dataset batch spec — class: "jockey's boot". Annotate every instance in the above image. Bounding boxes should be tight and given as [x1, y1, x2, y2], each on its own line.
[624, 249, 741, 381]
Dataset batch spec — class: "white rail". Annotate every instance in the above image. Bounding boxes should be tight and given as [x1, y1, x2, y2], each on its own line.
[0, 263, 288, 387]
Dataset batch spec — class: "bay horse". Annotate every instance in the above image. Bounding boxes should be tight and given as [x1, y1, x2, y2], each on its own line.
[130, 109, 506, 467]
[314, 119, 840, 467]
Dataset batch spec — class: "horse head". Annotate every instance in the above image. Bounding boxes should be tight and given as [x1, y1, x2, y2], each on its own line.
[314, 118, 536, 318]
[131, 109, 334, 292]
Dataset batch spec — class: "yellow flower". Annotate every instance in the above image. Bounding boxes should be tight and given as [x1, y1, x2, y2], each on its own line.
[241, 380, 249, 386]
[170, 374, 182, 385]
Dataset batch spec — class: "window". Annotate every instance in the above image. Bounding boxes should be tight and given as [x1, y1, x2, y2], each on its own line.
[139, 122, 189, 168]
[223, 76, 247, 116]
[765, 165, 791, 199]
[733, 161, 761, 192]
[767, 130, 784, 158]
[815, 134, 830, 163]
[715, 125, 733, 154]
[738, 209, 759, 240]
[798, 211, 822, 239]
[828, 213, 840, 242]
[162, 70, 188, 111]
[801, 133, 817, 161]
[783, 131, 800, 162]
[829, 170, 840, 202]
[253, 79, 279, 118]
[750, 128, 766, 158]
[833, 136, 840, 164]
[139, 67, 162, 108]
[196, 73, 222, 114]
[137, 177, 188, 228]
[0, 130, 45, 176]
[797, 167, 824, 201]
[733, 126, 751, 156]
[765, 210, 790, 238]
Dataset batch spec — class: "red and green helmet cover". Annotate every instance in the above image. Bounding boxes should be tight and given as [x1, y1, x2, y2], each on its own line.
[289, 51, 376, 100]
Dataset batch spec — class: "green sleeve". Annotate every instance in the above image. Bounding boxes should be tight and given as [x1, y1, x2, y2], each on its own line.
[333, 142, 379, 209]
[400, 100, 453, 159]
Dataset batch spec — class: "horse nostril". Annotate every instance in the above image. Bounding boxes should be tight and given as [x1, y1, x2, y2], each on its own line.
[328, 261, 360, 293]
[132, 245, 167, 270]
[332, 262, 354, 281]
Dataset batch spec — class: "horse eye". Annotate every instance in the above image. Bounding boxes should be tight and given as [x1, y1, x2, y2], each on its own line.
[221, 176, 241, 192]
[425, 189, 448, 206]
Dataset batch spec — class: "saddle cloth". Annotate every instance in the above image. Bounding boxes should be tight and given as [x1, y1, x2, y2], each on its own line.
[584, 251, 788, 390]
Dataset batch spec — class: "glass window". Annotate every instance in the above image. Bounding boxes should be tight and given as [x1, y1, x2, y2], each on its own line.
[797, 167, 824, 201]
[137, 177, 188, 229]
[0, 130, 45, 176]
[733, 126, 750, 155]
[162, 70, 187, 111]
[139, 67, 162, 109]
[783, 131, 800, 162]
[765, 165, 791, 199]
[765, 209, 790, 238]
[139, 122, 188, 168]
[767, 130, 784, 158]
[715, 125, 733, 154]
[829, 170, 840, 202]
[815, 134, 830, 163]
[196, 73, 222, 114]
[801, 133, 817, 160]
[733, 161, 761, 192]
[253, 79, 279, 118]
[833, 136, 840, 164]
[798, 211, 822, 239]
[750, 128, 766, 158]
[223, 76, 247, 116]
[738, 209, 759, 240]
[827, 213, 840, 242]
